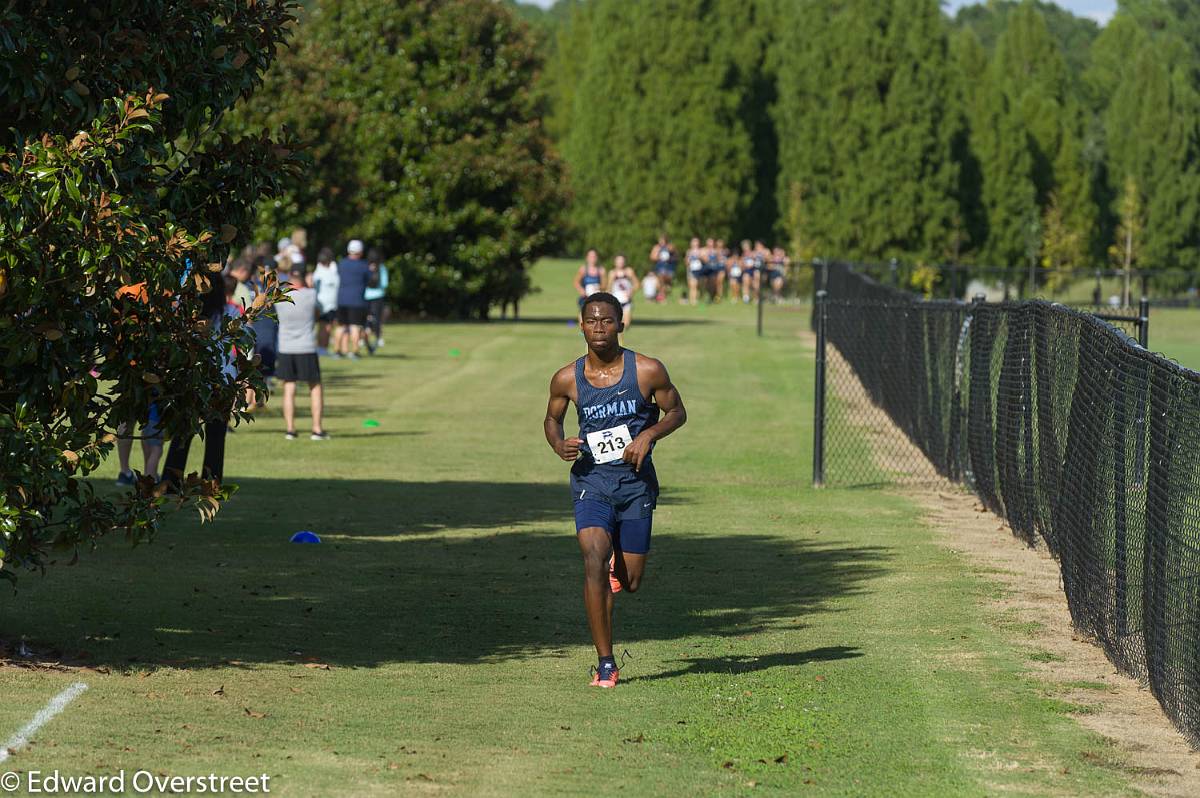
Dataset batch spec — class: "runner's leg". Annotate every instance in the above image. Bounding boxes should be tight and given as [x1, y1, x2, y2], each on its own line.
[578, 526, 614, 659]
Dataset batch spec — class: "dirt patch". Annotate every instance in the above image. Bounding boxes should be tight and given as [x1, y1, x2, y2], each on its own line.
[810, 333, 1200, 797]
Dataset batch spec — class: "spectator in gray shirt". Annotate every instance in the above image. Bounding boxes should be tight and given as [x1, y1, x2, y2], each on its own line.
[276, 268, 330, 441]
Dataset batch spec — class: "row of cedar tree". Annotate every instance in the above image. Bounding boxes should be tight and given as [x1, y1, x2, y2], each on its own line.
[530, 0, 1200, 289]
[242, 0, 1200, 306]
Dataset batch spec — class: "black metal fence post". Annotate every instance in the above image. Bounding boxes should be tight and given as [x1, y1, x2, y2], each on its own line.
[813, 289, 828, 487]
[1114, 363, 1129, 637]
[1134, 297, 1150, 485]
[1138, 296, 1150, 349]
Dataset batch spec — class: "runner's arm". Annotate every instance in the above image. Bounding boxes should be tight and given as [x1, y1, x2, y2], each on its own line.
[545, 367, 582, 461]
[624, 358, 686, 470]
[573, 266, 586, 298]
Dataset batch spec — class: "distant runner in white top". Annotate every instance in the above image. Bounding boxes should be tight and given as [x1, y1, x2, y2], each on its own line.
[605, 254, 640, 332]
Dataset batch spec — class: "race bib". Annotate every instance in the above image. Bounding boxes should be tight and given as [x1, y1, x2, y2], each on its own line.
[587, 424, 633, 464]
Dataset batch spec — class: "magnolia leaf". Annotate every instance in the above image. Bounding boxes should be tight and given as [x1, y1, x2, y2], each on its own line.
[207, 262, 224, 272]
[65, 66, 80, 81]
[210, 45, 228, 59]
[34, 323, 63, 341]
[220, 224, 237, 243]
[152, 92, 170, 104]
[71, 81, 90, 97]
[126, 108, 149, 121]
[141, 372, 162, 385]
[62, 450, 80, 465]
[231, 51, 249, 69]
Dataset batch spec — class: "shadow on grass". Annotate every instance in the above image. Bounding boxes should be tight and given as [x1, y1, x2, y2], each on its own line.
[623, 646, 864, 683]
[0, 478, 890, 672]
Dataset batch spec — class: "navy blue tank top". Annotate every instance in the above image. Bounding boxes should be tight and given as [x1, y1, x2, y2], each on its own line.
[582, 267, 602, 290]
[574, 349, 658, 469]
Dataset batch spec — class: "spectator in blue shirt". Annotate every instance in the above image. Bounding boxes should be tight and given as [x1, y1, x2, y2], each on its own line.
[334, 239, 377, 359]
[363, 247, 389, 353]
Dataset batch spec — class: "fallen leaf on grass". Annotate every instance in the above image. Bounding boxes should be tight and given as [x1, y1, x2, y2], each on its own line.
[211, 686, 224, 697]
[814, 675, 826, 682]
[775, 754, 788, 764]
[243, 708, 266, 719]
[623, 734, 644, 744]
[722, 761, 734, 769]
[304, 663, 331, 670]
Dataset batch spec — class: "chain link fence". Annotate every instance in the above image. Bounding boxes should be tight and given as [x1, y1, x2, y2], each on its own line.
[811, 262, 1200, 746]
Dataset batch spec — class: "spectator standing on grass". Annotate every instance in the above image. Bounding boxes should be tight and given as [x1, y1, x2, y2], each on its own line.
[276, 268, 330, 441]
[310, 247, 339, 355]
[113, 281, 164, 485]
[334, 239, 375, 359]
[162, 277, 234, 491]
[363, 247, 389, 352]
[229, 259, 254, 312]
[246, 255, 278, 403]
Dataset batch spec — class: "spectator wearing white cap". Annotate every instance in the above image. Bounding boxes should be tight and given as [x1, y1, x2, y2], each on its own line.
[334, 239, 377, 359]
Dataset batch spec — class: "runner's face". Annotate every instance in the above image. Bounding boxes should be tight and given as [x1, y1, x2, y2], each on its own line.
[581, 302, 622, 350]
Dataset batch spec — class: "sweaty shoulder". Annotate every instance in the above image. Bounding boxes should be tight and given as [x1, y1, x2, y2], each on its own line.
[550, 361, 578, 399]
[634, 352, 670, 393]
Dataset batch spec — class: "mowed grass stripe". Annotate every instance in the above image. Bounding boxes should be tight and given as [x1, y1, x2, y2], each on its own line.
[0, 260, 1140, 796]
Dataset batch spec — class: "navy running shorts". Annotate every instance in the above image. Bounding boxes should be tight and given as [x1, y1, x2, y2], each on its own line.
[574, 499, 653, 554]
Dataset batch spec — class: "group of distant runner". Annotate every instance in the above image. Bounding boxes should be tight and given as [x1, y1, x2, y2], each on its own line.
[574, 236, 791, 328]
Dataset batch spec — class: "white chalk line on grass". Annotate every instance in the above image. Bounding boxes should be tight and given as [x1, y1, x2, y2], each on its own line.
[0, 682, 88, 763]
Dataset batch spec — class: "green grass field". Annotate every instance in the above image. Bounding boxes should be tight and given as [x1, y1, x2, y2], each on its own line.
[0, 260, 1160, 795]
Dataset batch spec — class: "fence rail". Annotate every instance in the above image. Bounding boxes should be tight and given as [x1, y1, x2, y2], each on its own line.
[812, 262, 1200, 746]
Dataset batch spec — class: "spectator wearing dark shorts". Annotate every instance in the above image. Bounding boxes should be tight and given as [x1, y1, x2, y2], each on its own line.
[277, 268, 329, 440]
[334, 240, 376, 359]
[163, 277, 233, 490]
[363, 247, 389, 352]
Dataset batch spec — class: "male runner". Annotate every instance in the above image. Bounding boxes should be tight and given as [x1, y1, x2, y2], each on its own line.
[544, 292, 687, 688]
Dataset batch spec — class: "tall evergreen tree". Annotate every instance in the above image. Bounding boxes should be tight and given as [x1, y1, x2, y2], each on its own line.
[953, 27, 1037, 268]
[232, 0, 566, 318]
[1104, 39, 1200, 274]
[773, 0, 961, 262]
[564, 0, 765, 259]
[990, 0, 1098, 274]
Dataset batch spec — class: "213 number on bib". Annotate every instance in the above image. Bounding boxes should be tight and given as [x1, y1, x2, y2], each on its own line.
[586, 424, 633, 464]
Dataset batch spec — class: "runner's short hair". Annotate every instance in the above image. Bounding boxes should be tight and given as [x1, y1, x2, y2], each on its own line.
[582, 292, 622, 319]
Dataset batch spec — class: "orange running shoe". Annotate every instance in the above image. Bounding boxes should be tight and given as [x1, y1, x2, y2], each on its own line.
[608, 553, 623, 594]
[589, 663, 620, 688]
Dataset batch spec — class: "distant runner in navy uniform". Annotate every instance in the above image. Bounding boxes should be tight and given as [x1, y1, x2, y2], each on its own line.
[544, 292, 687, 688]
[573, 249, 605, 310]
